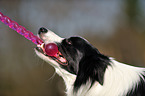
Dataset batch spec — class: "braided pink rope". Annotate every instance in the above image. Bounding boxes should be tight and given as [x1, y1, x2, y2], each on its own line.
[0, 12, 43, 45]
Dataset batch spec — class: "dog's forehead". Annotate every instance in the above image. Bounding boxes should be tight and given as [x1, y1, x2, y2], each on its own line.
[68, 36, 88, 42]
[67, 36, 90, 45]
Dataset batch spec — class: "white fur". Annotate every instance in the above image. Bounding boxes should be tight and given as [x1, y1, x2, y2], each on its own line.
[35, 30, 145, 96]
[39, 29, 64, 44]
[59, 58, 145, 96]
[35, 30, 76, 94]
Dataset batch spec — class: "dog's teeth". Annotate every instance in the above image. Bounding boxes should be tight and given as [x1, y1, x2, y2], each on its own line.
[37, 44, 41, 47]
[37, 43, 44, 48]
[59, 57, 67, 63]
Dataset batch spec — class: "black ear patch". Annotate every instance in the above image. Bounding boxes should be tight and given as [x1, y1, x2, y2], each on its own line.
[58, 36, 111, 92]
[74, 52, 110, 92]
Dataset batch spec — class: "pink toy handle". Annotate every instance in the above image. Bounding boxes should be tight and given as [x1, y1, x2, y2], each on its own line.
[0, 12, 43, 45]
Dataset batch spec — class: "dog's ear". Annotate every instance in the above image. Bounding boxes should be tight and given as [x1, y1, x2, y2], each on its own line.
[74, 54, 110, 91]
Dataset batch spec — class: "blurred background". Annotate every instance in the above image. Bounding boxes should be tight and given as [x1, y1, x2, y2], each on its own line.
[0, 0, 145, 96]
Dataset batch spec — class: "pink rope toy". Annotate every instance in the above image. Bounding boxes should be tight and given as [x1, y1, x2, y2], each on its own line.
[0, 12, 43, 45]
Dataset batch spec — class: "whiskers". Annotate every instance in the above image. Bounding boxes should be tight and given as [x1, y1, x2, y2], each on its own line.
[34, 52, 56, 81]
[46, 72, 56, 81]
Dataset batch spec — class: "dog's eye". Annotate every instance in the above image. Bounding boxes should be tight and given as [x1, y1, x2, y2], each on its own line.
[66, 39, 72, 45]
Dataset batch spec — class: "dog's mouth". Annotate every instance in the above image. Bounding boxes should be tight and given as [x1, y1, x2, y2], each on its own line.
[36, 43, 68, 66]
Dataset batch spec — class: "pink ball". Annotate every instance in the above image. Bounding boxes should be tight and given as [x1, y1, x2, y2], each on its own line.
[45, 43, 58, 56]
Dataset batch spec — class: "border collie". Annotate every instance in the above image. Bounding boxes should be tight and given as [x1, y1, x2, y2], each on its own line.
[35, 27, 145, 96]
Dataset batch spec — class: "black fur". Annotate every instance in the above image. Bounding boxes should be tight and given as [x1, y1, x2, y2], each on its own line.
[127, 75, 145, 96]
[56, 36, 145, 95]
[57, 37, 110, 92]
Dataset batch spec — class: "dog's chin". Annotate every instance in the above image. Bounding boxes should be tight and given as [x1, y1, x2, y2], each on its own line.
[34, 45, 68, 68]
[35, 48, 59, 67]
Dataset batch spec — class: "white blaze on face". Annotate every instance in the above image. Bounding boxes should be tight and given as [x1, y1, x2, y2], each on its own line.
[35, 29, 76, 91]
[39, 29, 64, 44]
[35, 29, 64, 68]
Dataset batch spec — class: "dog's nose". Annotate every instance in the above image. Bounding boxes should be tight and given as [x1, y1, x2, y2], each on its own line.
[38, 27, 48, 34]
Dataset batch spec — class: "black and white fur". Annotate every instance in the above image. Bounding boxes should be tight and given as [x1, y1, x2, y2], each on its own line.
[35, 27, 145, 96]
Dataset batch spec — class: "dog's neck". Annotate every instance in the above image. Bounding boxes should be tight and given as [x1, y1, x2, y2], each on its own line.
[55, 58, 145, 96]
[55, 67, 76, 92]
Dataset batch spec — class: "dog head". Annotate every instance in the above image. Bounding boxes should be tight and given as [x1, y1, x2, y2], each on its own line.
[35, 27, 110, 91]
